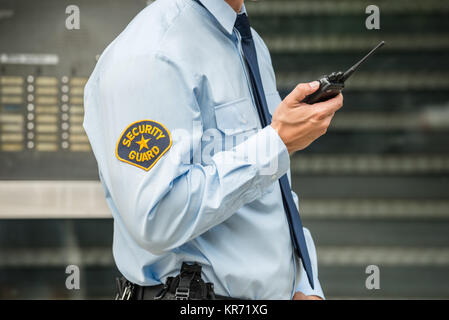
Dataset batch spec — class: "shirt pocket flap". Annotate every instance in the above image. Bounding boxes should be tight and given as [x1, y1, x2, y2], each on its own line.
[214, 98, 258, 135]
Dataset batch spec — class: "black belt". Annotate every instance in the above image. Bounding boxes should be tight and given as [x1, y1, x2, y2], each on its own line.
[115, 262, 240, 300]
[131, 283, 239, 300]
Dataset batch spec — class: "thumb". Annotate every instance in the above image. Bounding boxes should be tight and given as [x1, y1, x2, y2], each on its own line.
[285, 81, 320, 105]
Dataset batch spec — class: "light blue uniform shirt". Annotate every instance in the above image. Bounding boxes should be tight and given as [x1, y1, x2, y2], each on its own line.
[83, 0, 323, 299]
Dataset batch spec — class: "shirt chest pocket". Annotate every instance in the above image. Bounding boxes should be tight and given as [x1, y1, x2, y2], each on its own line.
[265, 91, 282, 116]
[214, 98, 259, 137]
[213, 96, 279, 195]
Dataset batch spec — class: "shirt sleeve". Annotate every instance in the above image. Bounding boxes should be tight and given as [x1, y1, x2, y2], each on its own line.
[84, 52, 290, 255]
[295, 227, 325, 299]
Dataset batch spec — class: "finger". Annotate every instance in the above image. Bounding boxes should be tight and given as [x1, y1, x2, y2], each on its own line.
[323, 112, 335, 126]
[285, 81, 320, 105]
[292, 292, 308, 300]
[306, 295, 323, 300]
[318, 114, 333, 136]
[313, 93, 343, 116]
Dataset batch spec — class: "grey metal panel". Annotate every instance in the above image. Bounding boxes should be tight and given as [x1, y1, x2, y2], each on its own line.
[0, 0, 147, 75]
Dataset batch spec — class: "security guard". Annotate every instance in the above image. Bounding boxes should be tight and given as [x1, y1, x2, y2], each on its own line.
[84, 0, 343, 300]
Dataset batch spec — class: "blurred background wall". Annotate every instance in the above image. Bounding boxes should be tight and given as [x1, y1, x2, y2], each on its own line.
[0, 0, 448, 299]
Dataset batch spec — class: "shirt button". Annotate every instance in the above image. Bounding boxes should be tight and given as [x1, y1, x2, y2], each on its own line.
[271, 174, 277, 181]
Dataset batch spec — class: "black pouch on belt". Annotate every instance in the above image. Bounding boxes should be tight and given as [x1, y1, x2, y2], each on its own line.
[156, 261, 215, 300]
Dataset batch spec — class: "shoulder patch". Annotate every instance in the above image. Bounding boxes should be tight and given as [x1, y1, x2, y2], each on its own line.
[116, 120, 172, 171]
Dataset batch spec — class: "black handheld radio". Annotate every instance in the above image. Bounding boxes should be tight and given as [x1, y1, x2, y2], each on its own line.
[302, 41, 385, 104]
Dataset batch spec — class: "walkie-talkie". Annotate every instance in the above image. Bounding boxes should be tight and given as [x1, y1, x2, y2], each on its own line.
[302, 41, 385, 104]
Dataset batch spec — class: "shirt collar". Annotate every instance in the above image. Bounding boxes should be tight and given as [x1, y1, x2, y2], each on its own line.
[198, 0, 247, 35]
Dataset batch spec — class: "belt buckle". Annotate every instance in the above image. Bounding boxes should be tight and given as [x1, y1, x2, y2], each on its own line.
[175, 287, 190, 300]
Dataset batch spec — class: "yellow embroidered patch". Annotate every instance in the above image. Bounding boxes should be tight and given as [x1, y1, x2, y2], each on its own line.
[116, 120, 172, 171]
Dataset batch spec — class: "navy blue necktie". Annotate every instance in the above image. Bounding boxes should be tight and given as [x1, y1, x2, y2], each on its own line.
[235, 13, 314, 289]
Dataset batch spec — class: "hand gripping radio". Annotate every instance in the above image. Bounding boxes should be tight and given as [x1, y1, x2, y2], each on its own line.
[302, 41, 385, 104]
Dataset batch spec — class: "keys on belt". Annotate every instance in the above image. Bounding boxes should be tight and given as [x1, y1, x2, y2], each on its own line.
[115, 277, 135, 300]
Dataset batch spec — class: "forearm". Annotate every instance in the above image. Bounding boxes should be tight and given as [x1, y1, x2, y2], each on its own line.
[117, 126, 290, 254]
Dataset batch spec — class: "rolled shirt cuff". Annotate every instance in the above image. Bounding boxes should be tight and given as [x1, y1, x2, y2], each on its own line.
[231, 125, 290, 193]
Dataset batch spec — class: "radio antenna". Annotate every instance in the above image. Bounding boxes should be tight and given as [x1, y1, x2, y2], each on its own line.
[341, 41, 385, 81]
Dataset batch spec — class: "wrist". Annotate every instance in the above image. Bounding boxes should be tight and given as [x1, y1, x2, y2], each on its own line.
[270, 122, 293, 155]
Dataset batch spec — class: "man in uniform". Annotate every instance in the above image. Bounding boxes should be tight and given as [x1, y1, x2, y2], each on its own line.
[84, 0, 343, 300]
